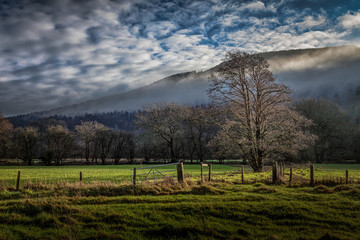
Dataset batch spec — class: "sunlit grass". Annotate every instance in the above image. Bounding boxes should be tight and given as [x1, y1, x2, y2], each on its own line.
[1, 164, 360, 190]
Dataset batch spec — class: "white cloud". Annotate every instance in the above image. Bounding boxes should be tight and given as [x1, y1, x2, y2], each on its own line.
[238, 1, 266, 12]
[339, 10, 360, 29]
[221, 14, 240, 27]
[297, 15, 327, 31]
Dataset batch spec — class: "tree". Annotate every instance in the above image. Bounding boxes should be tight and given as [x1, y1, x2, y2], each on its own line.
[136, 102, 184, 162]
[208, 51, 314, 171]
[0, 113, 13, 158]
[93, 126, 114, 165]
[295, 98, 354, 163]
[112, 130, 128, 164]
[13, 126, 39, 165]
[182, 106, 217, 163]
[75, 121, 104, 164]
[44, 125, 75, 165]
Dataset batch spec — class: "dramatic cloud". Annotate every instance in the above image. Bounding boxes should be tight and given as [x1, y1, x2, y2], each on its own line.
[0, 0, 359, 115]
[339, 10, 360, 29]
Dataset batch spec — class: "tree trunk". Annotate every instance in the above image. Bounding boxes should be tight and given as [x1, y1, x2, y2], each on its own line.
[27, 157, 32, 166]
[169, 139, 176, 163]
[85, 141, 90, 164]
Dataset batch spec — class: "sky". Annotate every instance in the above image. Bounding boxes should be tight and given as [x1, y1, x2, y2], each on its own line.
[0, 0, 360, 116]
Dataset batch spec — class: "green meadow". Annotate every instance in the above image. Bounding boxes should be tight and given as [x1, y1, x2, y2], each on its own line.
[0, 164, 360, 239]
[1, 164, 359, 188]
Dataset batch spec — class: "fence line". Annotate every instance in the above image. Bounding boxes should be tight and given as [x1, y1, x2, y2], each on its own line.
[6, 163, 360, 191]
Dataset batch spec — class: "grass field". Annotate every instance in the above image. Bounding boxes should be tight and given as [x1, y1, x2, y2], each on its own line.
[0, 164, 238, 188]
[1, 163, 360, 188]
[0, 163, 360, 239]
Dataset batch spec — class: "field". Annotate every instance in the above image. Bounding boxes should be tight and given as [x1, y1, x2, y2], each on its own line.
[0, 164, 360, 239]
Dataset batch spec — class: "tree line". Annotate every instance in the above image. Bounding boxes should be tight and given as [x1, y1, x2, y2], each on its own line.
[1, 51, 359, 171]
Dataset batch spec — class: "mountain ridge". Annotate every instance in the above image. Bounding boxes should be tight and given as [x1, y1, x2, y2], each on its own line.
[23, 45, 360, 117]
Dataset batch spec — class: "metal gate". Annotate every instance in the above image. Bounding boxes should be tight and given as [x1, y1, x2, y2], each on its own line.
[131, 162, 179, 184]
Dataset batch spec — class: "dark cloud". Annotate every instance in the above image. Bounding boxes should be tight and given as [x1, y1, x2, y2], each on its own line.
[0, 0, 359, 115]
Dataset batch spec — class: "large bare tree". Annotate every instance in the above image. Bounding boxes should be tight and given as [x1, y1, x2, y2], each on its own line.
[209, 51, 314, 171]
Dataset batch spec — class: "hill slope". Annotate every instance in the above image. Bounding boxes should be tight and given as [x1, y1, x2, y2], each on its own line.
[36, 45, 360, 116]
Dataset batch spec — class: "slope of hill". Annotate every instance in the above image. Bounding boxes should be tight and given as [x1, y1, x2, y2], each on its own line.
[34, 45, 360, 116]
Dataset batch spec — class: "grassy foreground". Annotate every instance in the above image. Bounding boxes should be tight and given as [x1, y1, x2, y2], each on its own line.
[0, 164, 360, 239]
[0, 182, 360, 240]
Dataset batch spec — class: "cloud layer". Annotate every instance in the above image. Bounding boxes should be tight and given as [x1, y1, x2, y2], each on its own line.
[0, 0, 359, 115]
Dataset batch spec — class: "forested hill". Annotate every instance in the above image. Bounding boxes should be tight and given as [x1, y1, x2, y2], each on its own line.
[8, 111, 137, 132]
[30, 45, 360, 117]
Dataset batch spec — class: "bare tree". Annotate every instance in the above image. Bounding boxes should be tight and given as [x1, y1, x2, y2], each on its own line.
[94, 126, 114, 165]
[13, 126, 39, 165]
[75, 121, 104, 164]
[182, 106, 217, 163]
[136, 102, 184, 162]
[209, 51, 314, 171]
[112, 130, 135, 164]
[45, 125, 75, 165]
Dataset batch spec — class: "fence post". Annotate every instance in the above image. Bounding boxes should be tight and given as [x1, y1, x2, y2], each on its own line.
[272, 161, 278, 184]
[241, 165, 244, 184]
[133, 168, 137, 186]
[16, 171, 21, 191]
[177, 162, 184, 183]
[346, 170, 349, 184]
[310, 164, 314, 186]
[80, 171, 83, 183]
[208, 164, 212, 182]
[201, 163, 204, 182]
[289, 167, 293, 187]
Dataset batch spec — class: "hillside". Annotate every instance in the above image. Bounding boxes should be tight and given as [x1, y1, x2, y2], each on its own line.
[32, 45, 360, 116]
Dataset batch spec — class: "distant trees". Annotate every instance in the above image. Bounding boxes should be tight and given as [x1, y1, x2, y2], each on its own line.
[208, 51, 314, 171]
[13, 126, 39, 165]
[136, 102, 185, 163]
[112, 130, 129, 164]
[44, 125, 75, 165]
[94, 126, 114, 165]
[295, 98, 354, 163]
[75, 121, 106, 164]
[182, 106, 216, 163]
[0, 114, 13, 158]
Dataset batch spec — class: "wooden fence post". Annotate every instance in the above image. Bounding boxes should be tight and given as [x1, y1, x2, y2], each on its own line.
[208, 164, 212, 182]
[310, 164, 314, 186]
[133, 168, 137, 186]
[177, 162, 184, 183]
[80, 171, 83, 183]
[272, 161, 278, 184]
[16, 171, 21, 191]
[346, 170, 349, 184]
[241, 165, 244, 184]
[289, 167, 293, 187]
